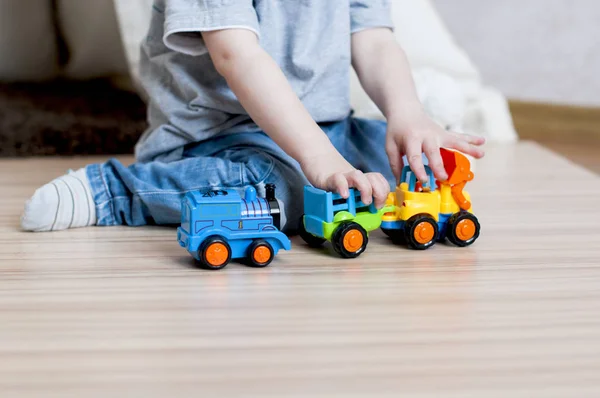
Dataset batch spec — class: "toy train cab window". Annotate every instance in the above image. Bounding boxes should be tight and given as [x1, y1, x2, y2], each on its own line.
[181, 203, 192, 233]
[177, 184, 291, 270]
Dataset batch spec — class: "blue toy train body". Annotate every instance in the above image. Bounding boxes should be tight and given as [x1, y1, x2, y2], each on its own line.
[177, 184, 291, 270]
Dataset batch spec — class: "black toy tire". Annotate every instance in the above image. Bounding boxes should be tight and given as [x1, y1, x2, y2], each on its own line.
[446, 212, 481, 247]
[382, 227, 406, 244]
[332, 222, 369, 259]
[246, 240, 275, 268]
[198, 236, 232, 270]
[405, 215, 439, 250]
[298, 215, 327, 248]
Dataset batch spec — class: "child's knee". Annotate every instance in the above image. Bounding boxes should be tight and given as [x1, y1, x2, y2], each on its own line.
[265, 167, 307, 234]
[223, 146, 308, 233]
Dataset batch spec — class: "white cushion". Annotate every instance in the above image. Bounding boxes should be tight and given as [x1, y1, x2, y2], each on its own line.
[350, 0, 517, 141]
[392, 0, 481, 89]
[0, 0, 59, 81]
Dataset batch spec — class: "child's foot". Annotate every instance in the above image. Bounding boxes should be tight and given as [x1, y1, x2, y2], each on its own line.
[21, 168, 97, 232]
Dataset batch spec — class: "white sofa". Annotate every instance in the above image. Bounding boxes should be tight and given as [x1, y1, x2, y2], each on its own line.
[0, 0, 517, 142]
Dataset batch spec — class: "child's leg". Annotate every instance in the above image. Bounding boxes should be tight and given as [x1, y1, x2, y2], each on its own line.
[20, 168, 97, 232]
[21, 132, 309, 232]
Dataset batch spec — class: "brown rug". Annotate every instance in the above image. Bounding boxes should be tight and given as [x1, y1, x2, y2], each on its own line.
[0, 79, 147, 156]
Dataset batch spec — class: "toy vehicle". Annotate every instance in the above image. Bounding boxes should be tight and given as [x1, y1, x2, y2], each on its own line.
[381, 148, 481, 250]
[298, 186, 394, 258]
[177, 184, 291, 270]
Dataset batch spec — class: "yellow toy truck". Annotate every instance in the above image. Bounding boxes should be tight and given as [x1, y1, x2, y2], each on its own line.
[380, 148, 481, 250]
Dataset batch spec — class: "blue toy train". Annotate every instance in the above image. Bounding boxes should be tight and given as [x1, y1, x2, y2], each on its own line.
[177, 184, 291, 270]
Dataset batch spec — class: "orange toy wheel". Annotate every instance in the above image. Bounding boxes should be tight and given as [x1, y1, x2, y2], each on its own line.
[247, 240, 275, 268]
[206, 243, 228, 266]
[332, 222, 368, 259]
[456, 219, 476, 241]
[199, 237, 232, 270]
[343, 229, 364, 253]
[447, 212, 480, 247]
[413, 221, 436, 245]
[405, 215, 439, 250]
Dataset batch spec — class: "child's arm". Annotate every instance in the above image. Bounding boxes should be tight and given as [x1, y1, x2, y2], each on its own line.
[351, 28, 486, 184]
[203, 29, 389, 207]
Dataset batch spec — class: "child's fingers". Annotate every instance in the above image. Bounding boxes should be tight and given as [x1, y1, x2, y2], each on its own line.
[331, 173, 349, 198]
[447, 137, 485, 159]
[423, 140, 448, 181]
[345, 170, 373, 206]
[404, 138, 429, 183]
[366, 173, 390, 209]
[452, 132, 486, 146]
[385, 140, 402, 184]
[378, 173, 391, 191]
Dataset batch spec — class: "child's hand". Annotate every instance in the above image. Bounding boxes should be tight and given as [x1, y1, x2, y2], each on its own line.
[385, 112, 486, 184]
[351, 28, 486, 185]
[300, 151, 390, 209]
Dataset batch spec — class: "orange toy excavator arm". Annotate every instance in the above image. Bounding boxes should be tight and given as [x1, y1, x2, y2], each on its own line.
[451, 181, 470, 210]
[440, 148, 474, 211]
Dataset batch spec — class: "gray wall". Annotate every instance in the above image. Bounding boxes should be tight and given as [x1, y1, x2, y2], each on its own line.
[433, 0, 600, 107]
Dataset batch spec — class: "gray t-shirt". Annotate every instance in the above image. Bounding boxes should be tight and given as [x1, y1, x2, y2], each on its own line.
[135, 0, 393, 162]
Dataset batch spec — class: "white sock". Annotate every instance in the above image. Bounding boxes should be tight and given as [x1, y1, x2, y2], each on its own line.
[21, 168, 97, 232]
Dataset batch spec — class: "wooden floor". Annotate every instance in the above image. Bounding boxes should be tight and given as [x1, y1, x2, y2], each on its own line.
[509, 100, 600, 175]
[541, 142, 600, 175]
[2, 142, 600, 397]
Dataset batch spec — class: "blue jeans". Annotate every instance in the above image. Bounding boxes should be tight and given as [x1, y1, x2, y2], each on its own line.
[86, 116, 393, 233]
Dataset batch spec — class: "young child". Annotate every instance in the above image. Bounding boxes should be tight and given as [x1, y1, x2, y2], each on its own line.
[21, 0, 485, 233]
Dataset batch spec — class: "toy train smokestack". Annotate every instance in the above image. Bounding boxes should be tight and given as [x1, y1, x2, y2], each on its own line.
[265, 183, 281, 230]
[266, 184, 276, 202]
